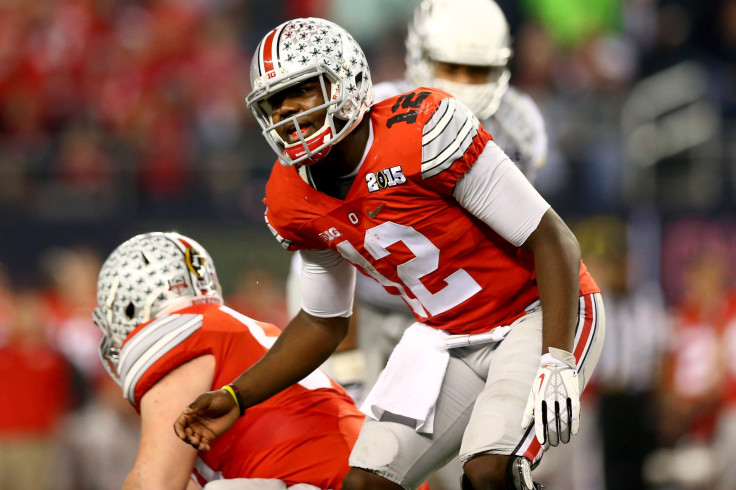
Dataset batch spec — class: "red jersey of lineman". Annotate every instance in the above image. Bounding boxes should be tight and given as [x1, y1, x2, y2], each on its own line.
[118, 303, 363, 489]
[265, 88, 598, 335]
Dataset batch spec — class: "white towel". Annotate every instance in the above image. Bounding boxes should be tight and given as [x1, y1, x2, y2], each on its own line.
[360, 323, 450, 434]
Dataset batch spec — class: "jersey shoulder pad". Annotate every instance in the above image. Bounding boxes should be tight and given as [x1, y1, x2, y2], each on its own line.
[417, 89, 485, 180]
[118, 313, 204, 403]
[382, 88, 494, 188]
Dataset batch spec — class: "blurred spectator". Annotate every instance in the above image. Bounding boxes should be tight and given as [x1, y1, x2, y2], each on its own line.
[715, 291, 736, 490]
[512, 18, 638, 214]
[0, 288, 73, 490]
[39, 246, 104, 389]
[59, 375, 139, 490]
[0, 0, 262, 221]
[655, 233, 735, 488]
[22, 244, 141, 489]
[0, 0, 732, 230]
[578, 215, 669, 490]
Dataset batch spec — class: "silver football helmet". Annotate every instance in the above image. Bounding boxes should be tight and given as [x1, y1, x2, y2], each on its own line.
[406, 0, 512, 120]
[246, 17, 373, 166]
[93, 232, 223, 383]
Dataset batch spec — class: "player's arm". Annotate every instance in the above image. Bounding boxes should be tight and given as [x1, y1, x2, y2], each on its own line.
[235, 247, 354, 402]
[520, 211, 582, 448]
[455, 140, 583, 446]
[125, 355, 214, 490]
[454, 140, 579, 351]
[174, 249, 355, 451]
[520, 209, 580, 353]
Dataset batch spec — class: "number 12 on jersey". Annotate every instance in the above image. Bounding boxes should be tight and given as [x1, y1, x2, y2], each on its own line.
[336, 221, 482, 318]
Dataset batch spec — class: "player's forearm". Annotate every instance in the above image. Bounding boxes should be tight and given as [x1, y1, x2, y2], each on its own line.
[231, 310, 349, 408]
[523, 209, 580, 354]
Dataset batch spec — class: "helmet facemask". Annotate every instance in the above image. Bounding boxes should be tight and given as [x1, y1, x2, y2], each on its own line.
[246, 18, 373, 166]
[430, 64, 511, 119]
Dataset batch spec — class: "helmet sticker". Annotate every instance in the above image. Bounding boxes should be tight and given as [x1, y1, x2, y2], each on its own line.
[168, 276, 190, 294]
[185, 247, 206, 279]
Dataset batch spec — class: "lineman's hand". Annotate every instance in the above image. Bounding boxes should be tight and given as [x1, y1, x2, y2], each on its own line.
[173, 389, 240, 451]
[521, 347, 580, 448]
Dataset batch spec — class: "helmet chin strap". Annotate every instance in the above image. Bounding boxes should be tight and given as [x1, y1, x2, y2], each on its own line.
[283, 123, 333, 164]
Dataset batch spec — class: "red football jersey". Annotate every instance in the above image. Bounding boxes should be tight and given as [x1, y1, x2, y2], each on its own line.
[265, 88, 598, 335]
[118, 303, 364, 488]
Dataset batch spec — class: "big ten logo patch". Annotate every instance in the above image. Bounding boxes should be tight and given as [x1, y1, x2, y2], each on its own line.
[319, 227, 342, 242]
[366, 166, 406, 192]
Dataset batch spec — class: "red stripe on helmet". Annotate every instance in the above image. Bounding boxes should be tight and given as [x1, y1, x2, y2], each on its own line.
[176, 237, 193, 249]
[261, 27, 279, 75]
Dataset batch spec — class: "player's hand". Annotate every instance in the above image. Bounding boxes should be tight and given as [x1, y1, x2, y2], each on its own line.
[521, 347, 580, 447]
[173, 389, 240, 451]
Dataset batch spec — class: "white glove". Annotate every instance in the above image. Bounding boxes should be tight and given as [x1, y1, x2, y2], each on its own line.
[521, 347, 580, 447]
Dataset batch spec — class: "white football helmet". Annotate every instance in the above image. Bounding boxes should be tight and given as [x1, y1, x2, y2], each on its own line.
[93, 232, 223, 383]
[246, 17, 374, 166]
[406, 0, 512, 120]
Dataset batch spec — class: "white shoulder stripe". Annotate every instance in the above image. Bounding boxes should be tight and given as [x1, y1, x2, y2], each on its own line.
[119, 314, 203, 403]
[118, 314, 182, 371]
[422, 98, 457, 146]
[264, 210, 292, 250]
[421, 105, 478, 179]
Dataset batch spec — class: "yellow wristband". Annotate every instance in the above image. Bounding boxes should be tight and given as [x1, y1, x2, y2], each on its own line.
[221, 384, 238, 405]
[220, 384, 245, 417]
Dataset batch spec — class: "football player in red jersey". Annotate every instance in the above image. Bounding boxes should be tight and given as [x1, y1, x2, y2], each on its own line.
[93, 232, 365, 489]
[175, 18, 605, 490]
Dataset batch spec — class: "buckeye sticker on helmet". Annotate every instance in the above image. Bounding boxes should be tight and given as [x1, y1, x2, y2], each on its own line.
[185, 246, 206, 279]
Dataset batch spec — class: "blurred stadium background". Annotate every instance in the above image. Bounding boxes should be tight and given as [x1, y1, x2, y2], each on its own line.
[1, 0, 735, 488]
